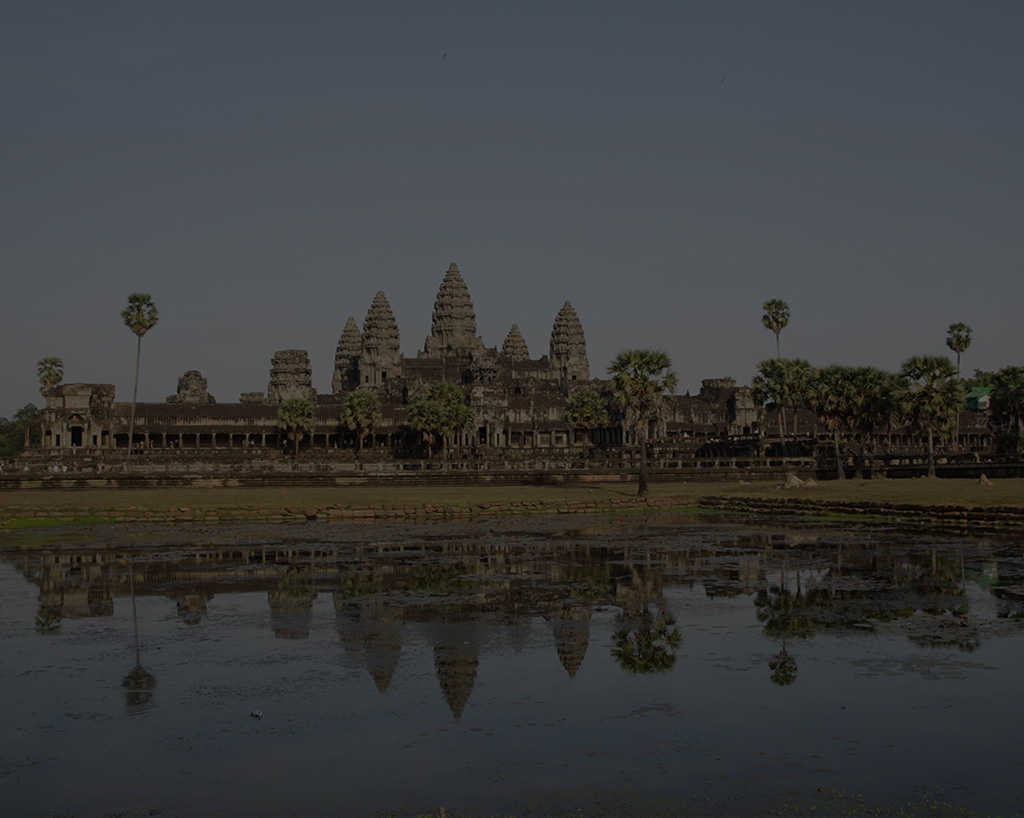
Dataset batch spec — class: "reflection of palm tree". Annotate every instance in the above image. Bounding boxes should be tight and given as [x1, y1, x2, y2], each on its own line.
[35, 605, 61, 634]
[769, 644, 798, 686]
[612, 609, 681, 674]
[123, 560, 157, 711]
[122, 664, 157, 710]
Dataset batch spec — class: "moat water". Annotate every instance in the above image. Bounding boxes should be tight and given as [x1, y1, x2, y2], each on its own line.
[3, 514, 1024, 817]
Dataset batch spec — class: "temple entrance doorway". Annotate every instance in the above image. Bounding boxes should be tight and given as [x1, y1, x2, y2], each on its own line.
[70, 427, 83, 447]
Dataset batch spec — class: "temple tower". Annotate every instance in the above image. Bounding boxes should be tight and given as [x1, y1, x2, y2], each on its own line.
[267, 350, 315, 402]
[501, 324, 530, 361]
[359, 291, 401, 389]
[332, 317, 363, 394]
[549, 301, 590, 383]
[422, 263, 486, 358]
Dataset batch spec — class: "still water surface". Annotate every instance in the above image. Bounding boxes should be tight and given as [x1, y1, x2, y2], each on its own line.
[3, 514, 1024, 817]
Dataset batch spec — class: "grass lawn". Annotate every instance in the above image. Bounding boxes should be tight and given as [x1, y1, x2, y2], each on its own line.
[1, 476, 1021, 517]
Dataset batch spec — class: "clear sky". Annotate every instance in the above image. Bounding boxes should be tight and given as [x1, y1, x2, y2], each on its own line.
[2, 1, 1021, 417]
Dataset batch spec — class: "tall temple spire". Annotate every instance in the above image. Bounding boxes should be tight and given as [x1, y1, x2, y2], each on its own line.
[360, 292, 401, 388]
[332, 317, 362, 394]
[501, 324, 530, 361]
[549, 301, 590, 382]
[423, 263, 486, 357]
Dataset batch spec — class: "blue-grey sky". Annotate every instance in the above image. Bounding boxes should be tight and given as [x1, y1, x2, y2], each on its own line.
[2, 1, 1021, 417]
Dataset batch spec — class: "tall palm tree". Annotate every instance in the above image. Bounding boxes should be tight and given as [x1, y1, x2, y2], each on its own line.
[945, 322, 972, 378]
[341, 390, 383, 454]
[278, 398, 316, 457]
[762, 299, 790, 359]
[608, 349, 677, 498]
[35, 357, 63, 448]
[121, 294, 159, 458]
[900, 355, 964, 477]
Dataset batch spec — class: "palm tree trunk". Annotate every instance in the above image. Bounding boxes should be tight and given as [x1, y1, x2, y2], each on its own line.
[927, 428, 936, 477]
[833, 428, 845, 480]
[126, 334, 142, 462]
[637, 424, 649, 498]
[777, 407, 788, 457]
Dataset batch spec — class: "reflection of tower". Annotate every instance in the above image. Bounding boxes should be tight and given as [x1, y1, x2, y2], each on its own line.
[503, 611, 532, 654]
[549, 602, 593, 678]
[333, 593, 406, 692]
[432, 618, 482, 719]
[268, 575, 316, 639]
[174, 593, 213, 626]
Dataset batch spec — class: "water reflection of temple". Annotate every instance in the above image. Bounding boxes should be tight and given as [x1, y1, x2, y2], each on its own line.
[8, 526, 1022, 712]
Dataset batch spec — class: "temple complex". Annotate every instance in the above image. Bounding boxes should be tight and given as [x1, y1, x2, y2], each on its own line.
[27, 260, 997, 478]
[36, 262, 757, 460]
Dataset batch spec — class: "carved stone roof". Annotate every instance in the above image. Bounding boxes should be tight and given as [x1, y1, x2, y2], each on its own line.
[423, 263, 485, 356]
[362, 292, 400, 358]
[267, 349, 315, 403]
[501, 324, 530, 361]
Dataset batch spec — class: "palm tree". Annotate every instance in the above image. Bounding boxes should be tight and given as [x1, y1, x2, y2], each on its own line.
[278, 397, 316, 457]
[945, 322, 972, 378]
[608, 349, 677, 498]
[563, 389, 609, 451]
[36, 357, 63, 394]
[847, 367, 903, 466]
[762, 299, 790, 359]
[13, 404, 41, 451]
[121, 294, 159, 459]
[990, 365, 1024, 453]
[900, 355, 964, 478]
[35, 357, 63, 448]
[407, 383, 475, 460]
[752, 359, 792, 456]
[807, 365, 856, 480]
[341, 391, 383, 454]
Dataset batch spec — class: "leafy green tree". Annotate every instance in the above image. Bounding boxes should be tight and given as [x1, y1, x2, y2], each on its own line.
[340, 390, 383, 454]
[945, 322, 972, 378]
[762, 299, 790, 359]
[278, 397, 316, 457]
[900, 355, 965, 477]
[608, 349, 677, 498]
[563, 389, 609, 450]
[407, 383, 475, 459]
[807, 365, 857, 480]
[121, 294, 159, 457]
[990, 365, 1024, 453]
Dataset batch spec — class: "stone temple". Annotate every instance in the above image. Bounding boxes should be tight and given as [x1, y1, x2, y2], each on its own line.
[37, 263, 759, 460]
